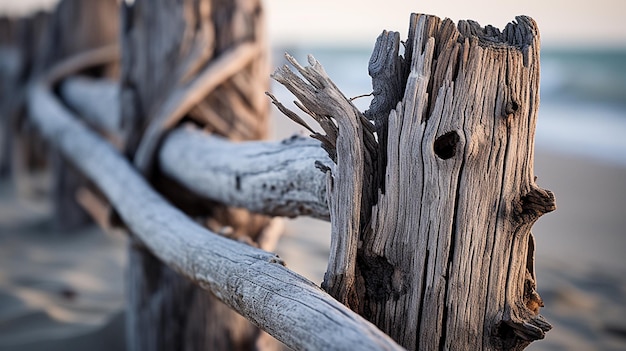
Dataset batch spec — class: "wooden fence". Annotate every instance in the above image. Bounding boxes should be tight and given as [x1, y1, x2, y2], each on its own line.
[0, 0, 555, 350]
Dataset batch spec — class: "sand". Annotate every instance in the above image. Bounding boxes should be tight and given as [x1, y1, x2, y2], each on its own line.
[0, 120, 625, 350]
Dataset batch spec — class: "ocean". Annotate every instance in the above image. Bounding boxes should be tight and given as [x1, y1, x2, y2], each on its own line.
[271, 46, 626, 168]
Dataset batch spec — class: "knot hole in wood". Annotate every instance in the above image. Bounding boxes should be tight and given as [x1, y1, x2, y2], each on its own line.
[505, 100, 520, 117]
[433, 131, 460, 160]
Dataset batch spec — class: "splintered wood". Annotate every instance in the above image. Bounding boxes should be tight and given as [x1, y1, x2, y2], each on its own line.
[272, 13, 555, 351]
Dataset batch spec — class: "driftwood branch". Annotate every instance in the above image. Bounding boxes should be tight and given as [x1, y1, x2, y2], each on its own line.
[60, 76, 120, 134]
[160, 126, 332, 220]
[120, 1, 278, 348]
[58, 77, 333, 220]
[26, 59, 403, 351]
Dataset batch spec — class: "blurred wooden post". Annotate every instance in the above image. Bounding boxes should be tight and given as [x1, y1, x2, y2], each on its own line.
[0, 13, 49, 184]
[41, 0, 119, 230]
[120, 0, 278, 349]
[0, 16, 18, 177]
[272, 13, 555, 351]
[0, 0, 119, 228]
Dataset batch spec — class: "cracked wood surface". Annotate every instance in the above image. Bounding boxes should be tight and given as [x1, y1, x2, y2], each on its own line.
[272, 13, 555, 351]
[160, 125, 332, 220]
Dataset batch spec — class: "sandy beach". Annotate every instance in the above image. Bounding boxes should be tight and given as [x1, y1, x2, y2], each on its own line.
[0, 109, 625, 350]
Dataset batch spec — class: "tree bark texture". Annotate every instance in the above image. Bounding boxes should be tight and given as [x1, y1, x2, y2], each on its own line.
[120, 0, 276, 349]
[272, 13, 555, 351]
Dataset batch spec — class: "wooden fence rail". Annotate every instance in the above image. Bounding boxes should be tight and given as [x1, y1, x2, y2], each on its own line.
[58, 76, 332, 220]
[26, 51, 402, 351]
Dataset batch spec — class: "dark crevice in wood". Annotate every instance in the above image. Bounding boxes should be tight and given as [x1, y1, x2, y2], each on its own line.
[434, 131, 460, 160]
[415, 248, 430, 348]
[515, 187, 556, 224]
[356, 252, 396, 302]
[439, 138, 466, 350]
[506, 100, 519, 115]
[235, 174, 241, 191]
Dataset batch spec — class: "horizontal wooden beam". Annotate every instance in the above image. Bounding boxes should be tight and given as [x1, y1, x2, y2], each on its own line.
[59, 77, 332, 220]
[27, 56, 402, 350]
[160, 126, 332, 219]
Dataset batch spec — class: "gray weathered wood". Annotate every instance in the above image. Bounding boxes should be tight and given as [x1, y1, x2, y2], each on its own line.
[57, 77, 332, 220]
[160, 125, 332, 220]
[119, 0, 275, 348]
[272, 13, 555, 351]
[271, 54, 374, 309]
[27, 71, 404, 351]
[57, 55, 333, 222]
[60, 76, 121, 134]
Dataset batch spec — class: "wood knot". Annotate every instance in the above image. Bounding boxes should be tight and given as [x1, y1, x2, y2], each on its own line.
[514, 187, 556, 223]
[505, 100, 519, 116]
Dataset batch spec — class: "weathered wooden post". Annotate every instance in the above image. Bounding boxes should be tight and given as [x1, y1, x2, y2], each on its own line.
[272, 13, 555, 350]
[0, 12, 50, 183]
[120, 0, 278, 349]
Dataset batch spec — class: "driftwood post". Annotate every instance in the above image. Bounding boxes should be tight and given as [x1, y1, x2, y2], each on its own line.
[120, 0, 278, 349]
[272, 14, 555, 350]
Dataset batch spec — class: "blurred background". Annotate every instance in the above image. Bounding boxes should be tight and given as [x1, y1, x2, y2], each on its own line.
[1, 0, 625, 350]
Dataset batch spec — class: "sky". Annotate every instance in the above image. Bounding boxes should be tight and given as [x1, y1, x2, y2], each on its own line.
[1, 0, 625, 48]
[265, 0, 626, 48]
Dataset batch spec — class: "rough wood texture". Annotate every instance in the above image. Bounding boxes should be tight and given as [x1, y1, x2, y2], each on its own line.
[58, 76, 332, 220]
[160, 125, 332, 220]
[119, 0, 275, 349]
[271, 54, 378, 310]
[272, 13, 555, 351]
[26, 75, 403, 351]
